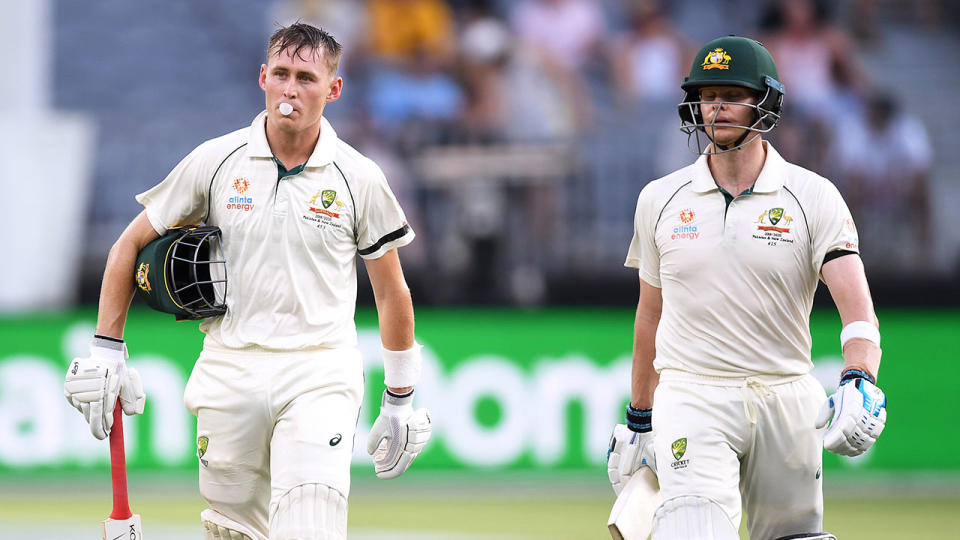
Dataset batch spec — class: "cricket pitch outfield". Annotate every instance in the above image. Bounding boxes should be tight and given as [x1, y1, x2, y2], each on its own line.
[1, 470, 958, 539]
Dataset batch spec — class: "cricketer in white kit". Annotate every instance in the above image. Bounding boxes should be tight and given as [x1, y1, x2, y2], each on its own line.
[606, 36, 886, 540]
[63, 23, 431, 540]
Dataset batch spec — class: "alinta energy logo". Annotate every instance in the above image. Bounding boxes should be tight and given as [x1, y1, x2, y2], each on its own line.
[227, 177, 254, 211]
[671, 208, 700, 240]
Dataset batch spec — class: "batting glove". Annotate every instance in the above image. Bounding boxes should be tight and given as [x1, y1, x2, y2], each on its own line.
[366, 389, 432, 479]
[815, 369, 886, 457]
[64, 336, 145, 440]
[607, 405, 657, 495]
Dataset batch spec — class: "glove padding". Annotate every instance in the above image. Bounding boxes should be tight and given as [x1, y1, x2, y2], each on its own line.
[366, 389, 432, 479]
[63, 337, 145, 440]
[815, 377, 886, 457]
[607, 424, 657, 495]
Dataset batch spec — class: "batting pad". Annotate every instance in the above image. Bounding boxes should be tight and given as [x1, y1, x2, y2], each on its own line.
[201, 508, 257, 540]
[270, 483, 348, 540]
[652, 495, 738, 540]
[608, 467, 662, 540]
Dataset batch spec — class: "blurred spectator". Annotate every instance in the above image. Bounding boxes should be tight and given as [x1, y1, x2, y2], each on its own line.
[510, 0, 609, 134]
[762, 0, 868, 172]
[365, 0, 456, 67]
[458, 2, 512, 142]
[611, 0, 690, 108]
[834, 91, 933, 271]
[362, 0, 463, 142]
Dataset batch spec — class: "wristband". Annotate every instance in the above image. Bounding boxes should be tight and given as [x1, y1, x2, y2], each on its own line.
[840, 368, 876, 386]
[625, 404, 653, 433]
[382, 343, 422, 388]
[382, 388, 414, 415]
[840, 321, 880, 349]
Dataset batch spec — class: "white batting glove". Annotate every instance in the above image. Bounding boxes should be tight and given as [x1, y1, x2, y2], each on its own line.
[815, 370, 886, 457]
[64, 336, 145, 440]
[607, 405, 657, 495]
[366, 389, 432, 479]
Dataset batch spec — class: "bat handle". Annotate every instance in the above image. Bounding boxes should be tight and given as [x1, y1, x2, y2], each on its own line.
[109, 398, 132, 520]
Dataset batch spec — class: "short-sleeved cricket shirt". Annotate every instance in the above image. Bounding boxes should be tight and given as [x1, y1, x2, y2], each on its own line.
[136, 111, 414, 350]
[626, 142, 859, 377]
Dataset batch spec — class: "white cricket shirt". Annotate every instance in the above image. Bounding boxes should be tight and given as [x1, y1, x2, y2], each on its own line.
[626, 142, 859, 377]
[136, 112, 414, 350]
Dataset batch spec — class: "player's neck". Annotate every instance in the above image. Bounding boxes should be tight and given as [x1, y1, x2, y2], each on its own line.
[707, 138, 766, 196]
[265, 119, 321, 169]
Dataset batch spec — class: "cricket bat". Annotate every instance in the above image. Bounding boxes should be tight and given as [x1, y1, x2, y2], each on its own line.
[102, 399, 143, 540]
[607, 467, 661, 540]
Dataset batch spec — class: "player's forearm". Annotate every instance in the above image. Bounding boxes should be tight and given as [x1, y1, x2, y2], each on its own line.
[842, 340, 881, 381]
[375, 287, 415, 394]
[631, 308, 659, 409]
[821, 254, 882, 379]
[95, 238, 139, 339]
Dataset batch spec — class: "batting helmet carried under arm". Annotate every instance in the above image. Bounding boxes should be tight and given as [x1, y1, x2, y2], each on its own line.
[134, 225, 227, 320]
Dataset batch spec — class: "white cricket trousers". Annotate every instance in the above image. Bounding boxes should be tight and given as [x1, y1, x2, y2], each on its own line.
[184, 341, 364, 540]
[653, 369, 827, 540]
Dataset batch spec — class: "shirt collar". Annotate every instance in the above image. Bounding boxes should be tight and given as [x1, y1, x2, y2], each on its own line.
[689, 141, 787, 194]
[247, 111, 339, 167]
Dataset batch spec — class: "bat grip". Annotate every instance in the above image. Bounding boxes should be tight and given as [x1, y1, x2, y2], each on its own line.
[109, 398, 132, 520]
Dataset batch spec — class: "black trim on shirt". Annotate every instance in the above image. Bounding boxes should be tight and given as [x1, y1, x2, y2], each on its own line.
[358, 224, 411, 256]
[332, 161, 358, 242]
[205, 143, 248, 221]
[822, 249, 857, 266]
[654, 181, 693, 232]
[783, 186, 812, 245]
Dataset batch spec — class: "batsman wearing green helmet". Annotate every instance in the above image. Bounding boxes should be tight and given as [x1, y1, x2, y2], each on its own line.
[606, 36, 885, 540]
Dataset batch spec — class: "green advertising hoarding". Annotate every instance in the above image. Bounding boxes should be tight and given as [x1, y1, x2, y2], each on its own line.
[0, 308, 955, 473]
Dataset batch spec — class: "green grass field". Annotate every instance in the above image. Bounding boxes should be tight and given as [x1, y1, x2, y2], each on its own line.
[2, 471, 958, 539]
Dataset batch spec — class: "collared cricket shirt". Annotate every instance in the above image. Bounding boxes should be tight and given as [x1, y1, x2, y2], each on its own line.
[626, 143, 859, 377]
[137, 112, 413, 350]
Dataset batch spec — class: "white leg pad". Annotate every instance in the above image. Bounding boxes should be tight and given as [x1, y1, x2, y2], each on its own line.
[201, 509, 258, 540]
[652, 495, 739, 540]
[270, 483, 348, 540]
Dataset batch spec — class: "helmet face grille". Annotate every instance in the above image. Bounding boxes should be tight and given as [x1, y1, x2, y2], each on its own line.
[677, 85, 783, 155]
[168, 227, 227, 319]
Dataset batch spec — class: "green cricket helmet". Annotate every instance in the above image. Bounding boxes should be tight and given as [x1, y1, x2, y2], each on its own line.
[134, 225, 227, 320]
[678, 35, 786, 153]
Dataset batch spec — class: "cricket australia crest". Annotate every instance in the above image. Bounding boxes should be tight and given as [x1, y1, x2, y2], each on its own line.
[670, 437, 690, 470]
[197, 436, 209, 467]
[671, 438, 687, 460]
[754, 206, 795, 246]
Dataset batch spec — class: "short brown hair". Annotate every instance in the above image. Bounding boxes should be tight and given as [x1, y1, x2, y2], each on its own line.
[267, 22, 343, 74]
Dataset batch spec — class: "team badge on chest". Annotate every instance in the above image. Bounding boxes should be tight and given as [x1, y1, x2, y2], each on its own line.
[753, 207, 795, 246]
[303, 189, 347, 232]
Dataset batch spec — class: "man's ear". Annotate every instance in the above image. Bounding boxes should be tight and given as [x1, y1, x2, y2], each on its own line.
[327, 77, 343, 103]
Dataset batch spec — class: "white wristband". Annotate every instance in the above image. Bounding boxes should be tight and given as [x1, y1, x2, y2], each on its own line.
[840, 321, 881, 349]
[382, 344, 422, 388]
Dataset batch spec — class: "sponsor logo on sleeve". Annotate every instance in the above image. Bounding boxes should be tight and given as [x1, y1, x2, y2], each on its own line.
[842, 218, 859, 250]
